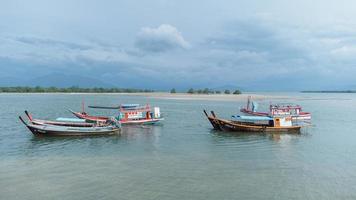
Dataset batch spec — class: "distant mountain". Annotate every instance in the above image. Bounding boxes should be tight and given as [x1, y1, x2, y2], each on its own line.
[0, 73, 115, 88]
[26, 73, 115, 88]
[0, 76, 25, 87]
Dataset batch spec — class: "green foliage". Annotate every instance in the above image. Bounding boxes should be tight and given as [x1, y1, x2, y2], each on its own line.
[185, 88, 236, 94]
[187, 88, 194, 94]
[203, 88, 209, 94]
[170, 88, 176, 93]
[233, 90, 242, 95]
[0, 86, 155, 93]
[187, 88, 224, 94]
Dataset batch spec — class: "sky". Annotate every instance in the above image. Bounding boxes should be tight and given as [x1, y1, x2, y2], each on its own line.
[1, 0, 356, 90]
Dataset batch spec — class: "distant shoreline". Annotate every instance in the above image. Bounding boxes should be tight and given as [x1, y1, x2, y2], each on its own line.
[0, 86, 154, 93]
[0, 92, 299, 102]
[1, 92, 343, 101]
[301, 91, 356, 93]
[144, 93, 285, 101]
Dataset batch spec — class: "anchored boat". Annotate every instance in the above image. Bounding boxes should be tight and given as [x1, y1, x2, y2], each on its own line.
[24, 111, 96, 127]
[240, 96, 311, 120]
[204, 110, 302, 133]
[70, 103, 164, 125]
[19, 112, 121, 136]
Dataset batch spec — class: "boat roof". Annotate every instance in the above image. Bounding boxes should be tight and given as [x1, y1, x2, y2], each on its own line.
[120, 104, 151, 112]
[270, 104, 302, 109]
[121, 104, 140, 108]
[88, 104, 142, 110]
[56, 118, 87, 123]
[232, 115, 273, 121]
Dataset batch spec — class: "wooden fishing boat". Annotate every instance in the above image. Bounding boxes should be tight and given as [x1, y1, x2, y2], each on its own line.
[19, 116, 120, 136]
[70, 103, 164, 125]
[70, 110, 164, 125]
[70, 111, 108, 122]
[204, 110, 302, 133]
[24, 111, 97, 127]
[240, 96, 311, 120]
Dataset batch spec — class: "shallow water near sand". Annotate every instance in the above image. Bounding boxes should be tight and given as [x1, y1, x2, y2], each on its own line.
[1, 93, 356, 200]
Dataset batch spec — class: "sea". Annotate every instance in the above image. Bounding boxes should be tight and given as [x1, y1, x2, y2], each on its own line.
[0, 93, 356, 200]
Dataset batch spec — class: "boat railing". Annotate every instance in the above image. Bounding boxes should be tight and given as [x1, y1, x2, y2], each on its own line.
[119, 104, 151, 112]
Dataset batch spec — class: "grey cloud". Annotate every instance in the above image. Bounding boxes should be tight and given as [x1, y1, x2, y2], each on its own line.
[196, 18, 356, 90]
[206, 19, 310, 63]
[3, 16, 356, 90]
[197, 19, 312, 84]
[14, 37, 92, 50]
[1, 35, 139, 65]
[135, 24, 190, 53]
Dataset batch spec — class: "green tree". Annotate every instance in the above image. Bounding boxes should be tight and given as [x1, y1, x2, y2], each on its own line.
[187, 88, 194, 94]
[203, 88, 209, 94]
[233, 90, 242, 95]
[47, 87, 58, 92]
[0, 86, 155, 93]
[224, 89, 230, 94]
[170, 88, 176, 93]
[34, 86, 44, 93]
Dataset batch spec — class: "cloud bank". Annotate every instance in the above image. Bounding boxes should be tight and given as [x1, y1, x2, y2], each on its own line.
[135, 24, 190, 53]
[2, 0, 356, 91]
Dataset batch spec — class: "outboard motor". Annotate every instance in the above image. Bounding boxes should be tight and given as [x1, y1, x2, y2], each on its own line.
[154, 107, 161, 119]
[252, 102, 258, 112]
[109, 117, 121, 128]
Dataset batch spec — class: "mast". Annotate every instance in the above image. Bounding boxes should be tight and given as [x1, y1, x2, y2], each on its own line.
[82, 99, 85, 113]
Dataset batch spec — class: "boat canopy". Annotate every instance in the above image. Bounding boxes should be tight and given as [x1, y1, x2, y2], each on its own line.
[119, 104, 151, 112]
[270, 104, 302, 110]
[121, 104, 140, 108]
[88, 104, 144, 110]
[232, 115, 273, 121]
[88, 105, 120, 109]
[56, 118, 87, 122]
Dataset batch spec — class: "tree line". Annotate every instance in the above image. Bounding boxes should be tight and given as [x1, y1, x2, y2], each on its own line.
[301, 90, 356, 93]
[0, 86, 242, 94]
[170, 88, 241, 94]
[0, 86, 154, 93]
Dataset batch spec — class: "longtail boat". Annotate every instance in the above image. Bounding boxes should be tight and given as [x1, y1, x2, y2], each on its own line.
[204, 110, 302, 133]
[240, 96, 311, 120]
[70, 103, 164, 125]
[24, 111, 96, 127]
[19, 115, 121, 136]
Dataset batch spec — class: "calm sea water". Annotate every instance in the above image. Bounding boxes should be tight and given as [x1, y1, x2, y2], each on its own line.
[1, 93, 356, 200]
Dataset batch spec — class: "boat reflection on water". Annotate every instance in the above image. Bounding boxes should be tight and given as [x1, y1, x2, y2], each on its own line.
[209, 128, 304, 145]
[120, 125, 162, 141]
[24, 134, 121, 155]
[22, 124, 163, 157]
[269, 133, 297, 143]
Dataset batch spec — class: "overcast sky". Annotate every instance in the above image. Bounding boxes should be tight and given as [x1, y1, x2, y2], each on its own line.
[1, 0, 356, 90]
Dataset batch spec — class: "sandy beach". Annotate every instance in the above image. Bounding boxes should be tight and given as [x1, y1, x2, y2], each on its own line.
[0, 92, 303, 102]
[3, 92, 346, 101]
[113, 92, 299, 102]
